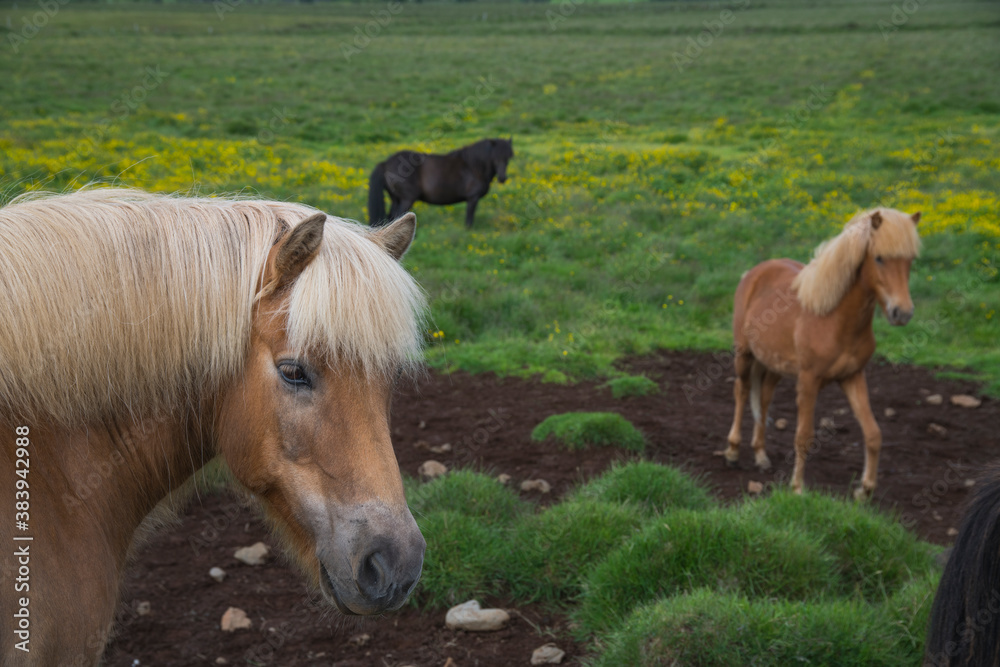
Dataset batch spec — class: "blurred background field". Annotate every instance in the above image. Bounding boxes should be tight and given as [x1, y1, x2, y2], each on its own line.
[1, 0, 998, 390]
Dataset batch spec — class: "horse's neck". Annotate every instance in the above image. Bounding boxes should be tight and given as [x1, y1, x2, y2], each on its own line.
[837, 267, 878, 336]
[48, 413, 214, 565]
[460, 144, 493, 179]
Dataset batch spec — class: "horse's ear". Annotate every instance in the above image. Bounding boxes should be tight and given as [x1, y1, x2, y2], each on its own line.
[911, 211, 921, 225]
[870, 210, 882, 230]
[263, 212, 325, 295]
[372, 212, 416, 261]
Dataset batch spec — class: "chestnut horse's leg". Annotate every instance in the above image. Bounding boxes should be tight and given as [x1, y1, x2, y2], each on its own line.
[840, 371, 882, 500]
[791, 373, 820, 494]
[722, 351, 752, 467]
[751, 370, 780, 471]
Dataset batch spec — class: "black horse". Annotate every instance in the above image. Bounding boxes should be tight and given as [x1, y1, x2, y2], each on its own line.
[368, 138, 514, 228]
[925, 463, 1000, 666]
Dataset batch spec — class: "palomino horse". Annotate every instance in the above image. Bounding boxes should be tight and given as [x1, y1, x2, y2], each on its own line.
[926, 464, 1000, 666]
[0, 189, 427, 664]
[721, 208, 921, 498]
[368, 137, 514, 228]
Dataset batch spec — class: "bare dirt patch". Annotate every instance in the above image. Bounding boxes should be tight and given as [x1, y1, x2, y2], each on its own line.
[105, 351, 999, 666]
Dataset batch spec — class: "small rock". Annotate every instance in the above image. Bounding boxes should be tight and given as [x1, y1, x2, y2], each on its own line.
[819, 417, 835, 430]
[429, 443, 452, 454]
[531, 643, 566, 665]
[884, 408, 896, 418]
[418, 460, 448, 479]
[496, 473, 511, 485]
[215, 659, 228, 665]
[965, 478, 976, 488]
[349, 633, 371, 647]
[209, 567, 227, 583]
[220, 607, 252, 632]
[136, 601, 151, 616]
[928, 423, 948, 437]
[932, 511, 942, 521]
[747, 480, 764, 495]
[951, 394, 982, 409]
[234, 542, 269, 566]
[521, 479, 552, 494]
[926, 394, 943, 405]
[445, 600, 509, 632]
[947, 527, 959, 537]
[418, 420, 427, 429]
[834, 408, 848, 416]
[774, 418, 788, 431]
[413, 439, 430, 450]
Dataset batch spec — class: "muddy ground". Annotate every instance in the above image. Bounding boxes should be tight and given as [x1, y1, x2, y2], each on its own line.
[105, 350, 998, 666]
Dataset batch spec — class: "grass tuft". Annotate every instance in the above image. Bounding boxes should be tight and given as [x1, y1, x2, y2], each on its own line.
[531, 412, 646, 452]
[413, 510, 505, 608]
[407, 469, 529, 526]
[574, 509, 839, 634]
[591, 588, 933, 667]
[605, 374, 660, 399]
[738, 489, 941, 599]
[503, 499, 645, 603]
[571, 461, 714, 515]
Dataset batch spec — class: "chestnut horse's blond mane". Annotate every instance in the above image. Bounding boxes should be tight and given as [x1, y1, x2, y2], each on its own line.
[0, 188, 426, 426]
[792, 208, 921, 316]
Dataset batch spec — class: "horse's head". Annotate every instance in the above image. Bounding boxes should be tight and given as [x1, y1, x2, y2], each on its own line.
[865, 209, 921, 326]
[218, 211, 425, 616]
[491, 137, 514, 183]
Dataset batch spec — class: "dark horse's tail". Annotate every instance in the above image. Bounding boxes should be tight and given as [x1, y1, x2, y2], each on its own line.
[925, 464, 1000, 666]
[368, 161, 388, 227]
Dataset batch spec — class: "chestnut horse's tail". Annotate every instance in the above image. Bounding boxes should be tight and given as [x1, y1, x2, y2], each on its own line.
[749, 360, 766, 425]
[925, 464, 1000, 666]
[368, 161, 388, 227]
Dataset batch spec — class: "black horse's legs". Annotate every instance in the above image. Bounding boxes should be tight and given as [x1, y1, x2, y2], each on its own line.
[391, 197, 417, 220]
[464, 197, 480, 228]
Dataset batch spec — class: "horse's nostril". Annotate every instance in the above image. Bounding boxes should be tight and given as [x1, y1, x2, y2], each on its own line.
[357, 550, 389, 599]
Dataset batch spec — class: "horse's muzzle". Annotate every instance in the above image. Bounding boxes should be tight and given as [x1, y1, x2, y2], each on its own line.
[887, 305, 913, 326]
[320, 519, 425, 615]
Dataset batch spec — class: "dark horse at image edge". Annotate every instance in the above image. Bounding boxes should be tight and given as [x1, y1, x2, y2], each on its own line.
[368, 137, 514, 228]
[925, 463, 1000, 666]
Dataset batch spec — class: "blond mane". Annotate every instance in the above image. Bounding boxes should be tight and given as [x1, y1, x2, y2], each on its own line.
[792, 208, 921, 316]
[0, 188, 426, 426]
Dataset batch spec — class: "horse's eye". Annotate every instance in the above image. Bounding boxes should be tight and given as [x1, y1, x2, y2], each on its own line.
[875, 255, 884, 265]
[278, 362, 311, 388]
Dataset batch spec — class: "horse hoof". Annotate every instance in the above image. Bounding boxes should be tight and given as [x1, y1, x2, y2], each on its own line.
[853, 485, 874, 501]
[755, 458, 772, 472]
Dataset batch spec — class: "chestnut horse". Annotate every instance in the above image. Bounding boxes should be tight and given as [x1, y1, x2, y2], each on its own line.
[0, 189, 427, 664]
[721, 208, 921, 498]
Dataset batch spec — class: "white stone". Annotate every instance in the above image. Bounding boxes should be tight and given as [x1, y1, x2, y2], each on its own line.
[209, 567, 227, 583]
[136, 601, 151, 616]
[445, 600, 510, 632]
[926, 394, 943, 405]
[220, 607, 252, 631]
[774, 418, 788, 431]
[496, 473, 511, 485]
[951, 394, 982, 409]
[521, 479, 552, 493]
[234, 542, 269, 566]
[418, 460, 448, 479]
[531, 643, 566, 664]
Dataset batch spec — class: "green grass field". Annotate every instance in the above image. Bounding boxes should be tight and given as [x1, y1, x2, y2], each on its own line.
[2, 2, 996, 661]
[2, 0, 997, 389]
